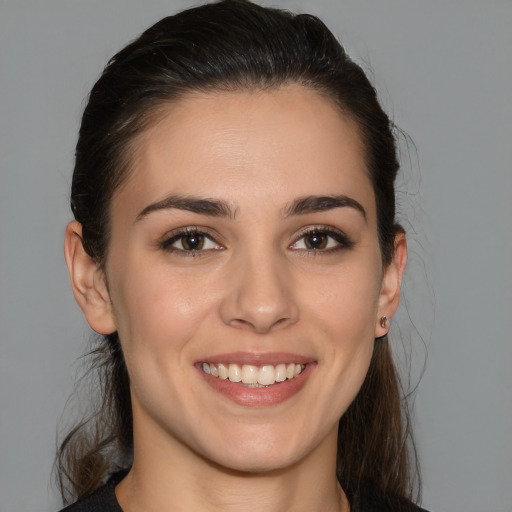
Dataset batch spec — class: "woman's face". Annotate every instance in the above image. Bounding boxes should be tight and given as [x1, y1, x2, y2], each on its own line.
[88, 85, 402, 473]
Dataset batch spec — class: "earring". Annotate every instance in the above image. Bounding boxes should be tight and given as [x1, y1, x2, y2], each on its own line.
[379, 316, 388, 329]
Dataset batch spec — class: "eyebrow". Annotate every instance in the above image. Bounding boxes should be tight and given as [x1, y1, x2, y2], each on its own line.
[283, 195, 367, 221]
[135, 193, 366, 223]
[136, 195, 237, 221]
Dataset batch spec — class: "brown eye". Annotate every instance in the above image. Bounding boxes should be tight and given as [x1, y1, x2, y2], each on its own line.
[161, 228, 223, 255]
[290, 227, 354, 252]
[304, 231, 328, 250]
[181, 233, 205, 250]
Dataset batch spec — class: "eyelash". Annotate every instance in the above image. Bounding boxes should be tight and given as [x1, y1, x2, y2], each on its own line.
[290, 226, 354, 253]
[159, 227, 223, 257]
[159, 225, 353, 257]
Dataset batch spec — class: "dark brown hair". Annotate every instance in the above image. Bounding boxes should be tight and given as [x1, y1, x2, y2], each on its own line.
[58, 0, 418, 506]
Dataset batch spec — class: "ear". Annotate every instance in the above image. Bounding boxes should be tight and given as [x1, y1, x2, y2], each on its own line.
[375, 230, 407, 337]
[64, 220, 117, 335]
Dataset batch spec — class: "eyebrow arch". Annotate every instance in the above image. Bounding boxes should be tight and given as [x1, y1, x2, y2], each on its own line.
[135, 195, 237, 221]
[284, 195, 367, 221]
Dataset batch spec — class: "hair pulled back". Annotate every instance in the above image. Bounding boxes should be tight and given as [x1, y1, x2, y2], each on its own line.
[58, 0, 415, 505]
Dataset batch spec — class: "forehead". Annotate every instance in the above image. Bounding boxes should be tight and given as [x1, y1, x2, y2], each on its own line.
[114, 85, 375, 220]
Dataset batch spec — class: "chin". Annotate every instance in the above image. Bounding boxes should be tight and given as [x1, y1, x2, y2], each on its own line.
[195, 422, 329, 475]
[205, 446, 302, 476]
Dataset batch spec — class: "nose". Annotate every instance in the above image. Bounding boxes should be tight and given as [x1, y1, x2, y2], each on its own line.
[219, 251, 300, 334]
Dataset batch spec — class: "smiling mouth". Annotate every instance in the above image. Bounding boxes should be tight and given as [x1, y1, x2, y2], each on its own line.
[201, 362, 306, 387]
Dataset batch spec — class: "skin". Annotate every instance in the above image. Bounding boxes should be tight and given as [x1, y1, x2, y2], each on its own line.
[65, 85, 407, 512]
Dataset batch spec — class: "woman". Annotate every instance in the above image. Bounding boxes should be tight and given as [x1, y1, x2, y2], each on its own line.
[59, 1, 426, 510]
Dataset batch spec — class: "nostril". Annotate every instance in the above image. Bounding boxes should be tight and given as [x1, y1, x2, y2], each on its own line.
[228, 315, 297, 334]
[229, 318, 253, 330]
[273, 317, 294, 329]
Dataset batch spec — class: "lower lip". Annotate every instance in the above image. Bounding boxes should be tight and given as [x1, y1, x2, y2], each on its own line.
[198, 364, 315, 407]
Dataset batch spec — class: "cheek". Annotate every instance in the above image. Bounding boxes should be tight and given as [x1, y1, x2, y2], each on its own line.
[306, 258, 382, 332]
[107, 264, 212, 416]
[303, 254, 381, 389]
[108, 260, 215, 358]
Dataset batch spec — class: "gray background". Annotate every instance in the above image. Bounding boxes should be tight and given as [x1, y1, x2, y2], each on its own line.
[1, 1, 511, 511]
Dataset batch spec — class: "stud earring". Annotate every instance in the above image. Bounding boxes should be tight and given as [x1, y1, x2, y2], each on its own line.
[380, 316, 388, 329]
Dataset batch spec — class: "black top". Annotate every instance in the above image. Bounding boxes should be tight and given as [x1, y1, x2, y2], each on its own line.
[60, 472, 429, 512]
[60, 472, 125, 512]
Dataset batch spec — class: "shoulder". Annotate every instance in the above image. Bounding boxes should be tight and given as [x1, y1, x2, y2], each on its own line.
[58, 472, 126, 512]
[352, 481, 430, 512]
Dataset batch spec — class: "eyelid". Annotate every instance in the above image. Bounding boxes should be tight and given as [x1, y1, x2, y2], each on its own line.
[290, 225, 354, 252]
[159, 226, 225, 255]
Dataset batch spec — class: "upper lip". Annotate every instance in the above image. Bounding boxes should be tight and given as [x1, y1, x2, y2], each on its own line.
[195, 351, 315, 366]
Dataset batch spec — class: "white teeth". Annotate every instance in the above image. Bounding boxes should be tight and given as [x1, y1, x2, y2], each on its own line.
[241, 365, 258, 384]
[275, 363, 287, 382]
[217, 363, 228, 380]
[202, 362, 306, 385]
[228, 364, 241, 382]
[258, 365, 276, 386]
